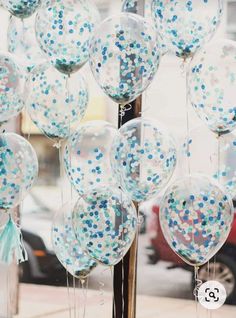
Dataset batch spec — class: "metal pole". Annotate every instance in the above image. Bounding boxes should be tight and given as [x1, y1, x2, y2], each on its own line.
[113, 2, 144, 318]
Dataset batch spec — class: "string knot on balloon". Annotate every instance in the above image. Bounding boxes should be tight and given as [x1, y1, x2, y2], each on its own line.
[119, 104, 132, 118]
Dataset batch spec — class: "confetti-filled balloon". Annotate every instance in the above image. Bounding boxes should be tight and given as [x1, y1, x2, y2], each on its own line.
[0, 53, 24, 124]
[2, 0, 41, 18]
[122, 0, 168, 55]
[26, 63, 88, 140]
[0, 133, 38, 211]
[73, 187, 137, 266]
[35, 0, 100, 74]
[8, 15, 46, 72]
[183, 125, 236, 200]
[89, 13, 160, 104]
[188, 39, 236, 134]
[152, 0, 223, 59]
[111, 118, 177, 202]
[160, 175, 233, 266]
[64, 121, 120, 195]
[52, 203, 97, 279]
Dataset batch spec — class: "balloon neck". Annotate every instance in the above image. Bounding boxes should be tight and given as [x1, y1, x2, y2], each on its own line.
[80, 278, 86, 286]
[217, 130, 229, 138]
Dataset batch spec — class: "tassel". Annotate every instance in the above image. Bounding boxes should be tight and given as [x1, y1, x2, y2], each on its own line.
[0, 216, 28, 264]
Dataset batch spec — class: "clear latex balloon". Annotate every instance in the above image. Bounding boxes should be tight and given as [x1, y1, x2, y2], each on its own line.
[35, 0, 100, 74]
[52, 202, 97, 279]
[122, 0, 168, 55]
[160, 175, 233, 266]
[89, 13, 160, 104]
[152, 0, 223, 59]
[111, 118, 177, 202]
[188, 39, 236, 134]
[64, 120, 120, 195]
[0, 133, 38, 211]
[73, 187, 137, 266]
[183, 125, 236, 199]
[2, 0, 41, 18]
[26, 63, 88, 140]
[7, 15, 46, 72]
[0, 53, 24, 124]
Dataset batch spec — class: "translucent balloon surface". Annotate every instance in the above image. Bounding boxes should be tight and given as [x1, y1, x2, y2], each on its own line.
[64, 121, 120, 195]
[26, 64, 88, 139]
[73, 188, 137, 266]
[35, 0, 100, 74]
[0, 133, 38, 210]
[52, 203, 97, 279]
[152, 0, 223, 59]
[0, 54, 24, 124]
[183, 125, 236, 199]
[189, 40, 236, 134]
[111, 118, 177, 202]
[89, 13, 160, 104]
[2, 0, 41, 18]
[122, 0, 168, 55]
[160, 175, 233, 266]
[8, 15, 46, 72]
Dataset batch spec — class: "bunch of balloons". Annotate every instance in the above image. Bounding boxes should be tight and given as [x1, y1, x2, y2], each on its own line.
[0, 0, 234, 284]
[61, 117, 177, 268]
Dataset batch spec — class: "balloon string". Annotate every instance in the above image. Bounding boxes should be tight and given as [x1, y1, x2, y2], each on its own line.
[207, 261, 210, 318]
[193, 266, 201, 318]
[21, 18, 25, 50]
[139, 90, 150, 115]
[213, 255, 216, 280]
[58, 142, 64, 205]
[184, 62, 191, 176]
[193, 266, 202, 299]
[111, 267, 116, 318]
[98, 268, 106, 306]
[81, 278, 89, 318]
[7, 264, 9, 318]
[66, 268, 72, 318]
[217, 134, 221, 183]
[73, 276, 77, 318]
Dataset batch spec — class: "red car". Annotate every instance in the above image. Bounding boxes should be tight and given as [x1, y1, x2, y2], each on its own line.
[147, 203, 236, 304]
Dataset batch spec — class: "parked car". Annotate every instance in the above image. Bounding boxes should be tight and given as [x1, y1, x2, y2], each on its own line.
[20, 193, 65, 284]
[147, 202, 236, 304]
